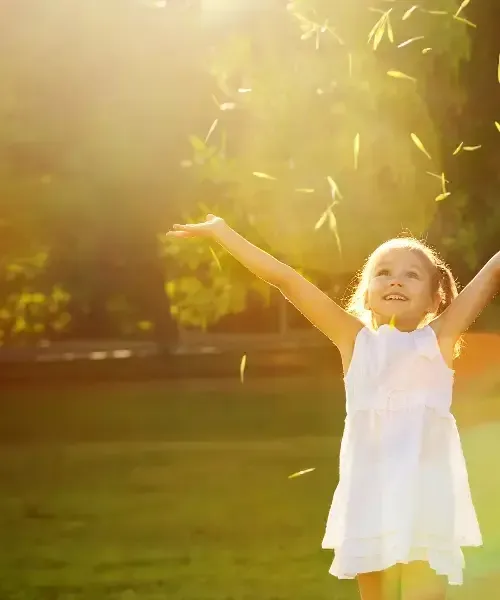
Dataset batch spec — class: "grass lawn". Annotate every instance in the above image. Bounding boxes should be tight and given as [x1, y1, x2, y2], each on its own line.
[1, 376, 500, 600]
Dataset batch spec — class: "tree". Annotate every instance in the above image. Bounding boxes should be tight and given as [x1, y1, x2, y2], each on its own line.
[0, 0, 212, 343]
[164, 0, 475, 327]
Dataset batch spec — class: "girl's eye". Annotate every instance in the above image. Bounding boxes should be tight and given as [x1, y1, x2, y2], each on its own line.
[407, 271, 419, 279]
[376, 269, 389, 276]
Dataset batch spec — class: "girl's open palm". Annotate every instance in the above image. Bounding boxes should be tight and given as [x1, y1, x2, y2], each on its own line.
[166, 214, 224, 239]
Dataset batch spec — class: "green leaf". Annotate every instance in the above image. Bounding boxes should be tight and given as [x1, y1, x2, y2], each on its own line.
[387, 70, 417, 82]
[368, 9, 392, 50]
[402, 5, 418, 20]
[453, 15, 476, 28]
[387, 17, 394, 43]
[440, 172, 447, 194]
[410, 133, 432, 159]
[314, 210, 328, 230]
[354, 133, 360, 169]
[426, 171, 450, 185]
[240, 354, 247, 383]
[253, 172, 277, 180]
[398, 36, 424, 48]
[288, 467, 316, 479]
[209, 246, 222, 271]
[373, 20, 386, 50]
[326, 176, 343, 200]
[204, 118, 219, 144]
[328, 209, 342, 255]
[435, 192, 451, 202]
[455, 0, 471, 17]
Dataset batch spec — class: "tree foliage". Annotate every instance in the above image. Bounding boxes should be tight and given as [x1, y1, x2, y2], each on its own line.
[0, 0, 498, 341]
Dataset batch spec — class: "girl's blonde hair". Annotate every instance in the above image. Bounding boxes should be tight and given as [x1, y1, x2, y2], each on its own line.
[344, 236, 462, 357]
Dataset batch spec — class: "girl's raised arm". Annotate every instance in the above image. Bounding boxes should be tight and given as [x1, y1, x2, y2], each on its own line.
[167, 215, 363, 353]
[433, 251, 500, 347]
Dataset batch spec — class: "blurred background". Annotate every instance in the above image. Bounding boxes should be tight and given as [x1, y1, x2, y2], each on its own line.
[1, 0, 500, 599]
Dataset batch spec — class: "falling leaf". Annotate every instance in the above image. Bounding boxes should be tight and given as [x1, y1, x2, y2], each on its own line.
[463, 145, 482, 151]
[209, 246, 222, 271]
[327, 176, 343, 200]
[389, 314, 397, 329]
[220, 102, 236, 111]
[498, 54, 500, 83]
[328, 209, 337, 231]
[353, 133, 360, 169]
[387, 17, 394, 43]
[238, 88, 252, 93]
[368, 11, 386, 44]
[425, 10, 448, 15]
[328, 210, 342, 255]
[455, 0, 470, 17]
[402, 5, 418, 20]
[435, 192, 451, 202]
[410, 133, 432, 159]
[387, 70, 417, 82]
[205, 118, 219, 144]
[253, 172, 277, 180]
[398, 36, 424, 48]
[422, 47, 432, 54]
[314, 210, 329, 231]
[426, 171, 450, 184]
[495, 122, 500, 132]
[240, 354, 247, 383]
[453, 15, 476, 27]
[295, 188, 315, 193]
[314, 210, 328, 231]
[440, 172, 447, 194]
[452, 141, 464, 155]
[348, 53, 353, 78]
[211, 94, 220, 109]
[373, 21, 386, 50]
[288, 468, 316, 479]
[368, 9, 392, 50]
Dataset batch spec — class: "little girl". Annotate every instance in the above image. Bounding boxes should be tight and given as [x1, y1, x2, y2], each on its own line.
[167, 215, 500, 600]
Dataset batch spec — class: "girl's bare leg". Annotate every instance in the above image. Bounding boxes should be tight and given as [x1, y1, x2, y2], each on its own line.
[401, 561, 447, 600]
[357, 564, 402, 600]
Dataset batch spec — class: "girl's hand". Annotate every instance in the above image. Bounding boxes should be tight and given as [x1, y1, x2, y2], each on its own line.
[166, 214, 225, 239]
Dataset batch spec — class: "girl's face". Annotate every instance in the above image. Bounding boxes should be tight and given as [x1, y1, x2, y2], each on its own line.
[365, 248, 439, 330]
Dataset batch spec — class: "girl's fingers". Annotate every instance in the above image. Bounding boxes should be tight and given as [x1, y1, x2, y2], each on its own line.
[173, 223, 202, 231]
[166, 230, 192, 238]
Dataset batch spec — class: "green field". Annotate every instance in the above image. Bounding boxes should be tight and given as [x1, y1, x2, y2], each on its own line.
[1, 377, 500, 600]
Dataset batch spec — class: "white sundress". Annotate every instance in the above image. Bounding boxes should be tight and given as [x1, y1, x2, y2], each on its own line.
[321, 324, 482, 586]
